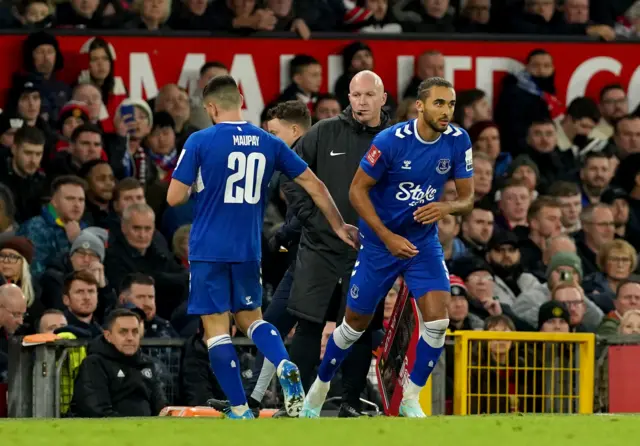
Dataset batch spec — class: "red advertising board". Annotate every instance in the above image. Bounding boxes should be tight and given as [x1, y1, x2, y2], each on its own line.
[608, 345, 640, 413]
[0, 34, 638, 124]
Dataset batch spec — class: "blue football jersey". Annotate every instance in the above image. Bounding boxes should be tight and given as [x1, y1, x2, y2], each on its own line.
[172, 121, 308, 262]
[359, 119, 473, 248]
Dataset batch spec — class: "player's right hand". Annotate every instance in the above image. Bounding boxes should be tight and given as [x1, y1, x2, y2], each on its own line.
[383, 233, 419, 259]
[336, 224, 360, 250]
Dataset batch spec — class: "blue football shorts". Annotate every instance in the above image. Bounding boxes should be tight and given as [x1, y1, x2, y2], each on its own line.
[188, 261, 262, 315]
[347, 241, 450, 315]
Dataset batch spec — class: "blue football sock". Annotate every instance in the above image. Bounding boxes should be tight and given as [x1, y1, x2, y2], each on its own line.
[409, 319, 448, 388]
[247, 320, 289, 368]
[207, 334, 247, 407]
[317, 321, 363, 383]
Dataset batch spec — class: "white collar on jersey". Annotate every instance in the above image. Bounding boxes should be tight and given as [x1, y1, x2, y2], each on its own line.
[218, 121, 247, 124]
[413, 119, 441, 145]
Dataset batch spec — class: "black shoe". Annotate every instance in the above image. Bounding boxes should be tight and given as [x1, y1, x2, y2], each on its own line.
[338, 403, 362, 418]
[248, 396, 262, 418]
[206, 398, 230, 411]
[272, 408, 290, 418]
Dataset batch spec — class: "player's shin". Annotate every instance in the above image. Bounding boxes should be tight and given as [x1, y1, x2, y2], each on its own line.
[207, 334, 249, 415]
[404, 319, 449, 401]
[317, 319, 364, 383]
[247, 320, 289, 368]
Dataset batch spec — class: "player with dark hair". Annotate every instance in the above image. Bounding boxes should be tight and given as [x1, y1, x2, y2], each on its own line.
[300, 77, 475, 418]
[167, 75, 358, 419]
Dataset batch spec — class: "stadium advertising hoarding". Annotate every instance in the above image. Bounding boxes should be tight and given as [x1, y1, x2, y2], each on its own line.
[0, 35, 638, 124]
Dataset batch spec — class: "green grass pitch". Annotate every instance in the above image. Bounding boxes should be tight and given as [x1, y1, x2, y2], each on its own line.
[0, 415, 636, 446]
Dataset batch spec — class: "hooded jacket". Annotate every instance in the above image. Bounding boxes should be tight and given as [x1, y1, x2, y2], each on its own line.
[282, 106, 390, 256]
[70, 336, 167, 417]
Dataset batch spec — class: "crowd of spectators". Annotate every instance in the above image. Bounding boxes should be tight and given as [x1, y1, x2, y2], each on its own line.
[0, 0, 638, 40]
[0, 7, 640, 416]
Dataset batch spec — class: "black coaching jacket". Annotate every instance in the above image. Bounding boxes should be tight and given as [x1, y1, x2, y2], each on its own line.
[282, 106, 390, 258]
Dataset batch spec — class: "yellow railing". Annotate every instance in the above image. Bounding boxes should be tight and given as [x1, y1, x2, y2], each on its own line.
[453, 331, 595, 415]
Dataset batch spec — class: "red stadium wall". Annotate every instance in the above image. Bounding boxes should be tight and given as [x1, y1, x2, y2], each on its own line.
[0, 35, 638, 124]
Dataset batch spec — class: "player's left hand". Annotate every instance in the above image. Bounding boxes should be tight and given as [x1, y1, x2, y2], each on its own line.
[413, 201, 453, 225]
[336, 224, 360, 250]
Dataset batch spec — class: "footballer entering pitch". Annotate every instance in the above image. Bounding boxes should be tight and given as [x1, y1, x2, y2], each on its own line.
[300, 77, 475, 418]
[167, 76, 359, 419]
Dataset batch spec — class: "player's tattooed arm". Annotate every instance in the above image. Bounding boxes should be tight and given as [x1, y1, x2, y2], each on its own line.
[413, 177, 474, 224]
[351, 167, 418, 259]
[294, 168, 360, 249]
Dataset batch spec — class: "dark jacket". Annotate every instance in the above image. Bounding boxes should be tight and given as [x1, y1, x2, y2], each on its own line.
[104, 230, 188, 320]
[283, 106, 390, 256]
[70, 336, 167, 417]
[39, 254, 117, 323]
[144, 316, 178, 339]
[179, 333, 224, 406]
[0, 157, 48, 223]
[64, 309, 104, 338]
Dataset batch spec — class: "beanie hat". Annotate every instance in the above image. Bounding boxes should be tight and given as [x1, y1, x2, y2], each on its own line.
[70, 230, 105, 262]
[546, 252, 583, 280]
[451, 256, 494, 281]
[23, 31, 63, 73]
[116, 98, 153, 128]
[58, 101, 90, 130]
[84, 226, 108, 245]
[538, 301, 571, 330]
[508, 154, 541, 179]
[0, 236, 34, 264]
[468, 121, 499, 145]
[450, 275, 468, 298]
[341, 41, 372, 72]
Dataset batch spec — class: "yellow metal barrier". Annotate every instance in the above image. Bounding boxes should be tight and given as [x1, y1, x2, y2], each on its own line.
[453, 331, 595, 415]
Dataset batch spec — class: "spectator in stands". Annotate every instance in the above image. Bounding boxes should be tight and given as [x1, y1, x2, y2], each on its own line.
[459, 204, 494, 258]
[265, 0, 311, 37]
[519, 197, 563, 274]
[50, 124, 104, 179]
[523, 119, 573, 192]
[128, 0, 172, 30]
[146, 112, 178, 182]
[438, 214, 466, 266]
[189, 61, 228, 129]
[37, 308, 68, 333]
[548, 181, 582, 234]
[0, 236, 38, 318]
[402, 49, 444, 100]
[13, 0, 54, 27]
[275, 55, 322, 112]
[17, 175, 87, 277]
[172, 224, 190, 268]
[597, 279, 640, 335]
[578, 151, 613, 206]
[0, 126, 47, 223]
[576, 204, 615, 276]
[154, 84, 195, 150]
[179, 319, 224, 406]
[551, 283, 589, 332]
[495, 49, 559, 151]
[613, 115, 640, 160]
[6, 80, 55, 153]
[212, 0, 277, 33]
[20, 31, 70, 122]
[313, 94, 341, 122]
[334, 41, 373, 109]
[556, 97, 605, 157]
[56, 0, 124, 28]
[358, 0, 402, 33]
[470, 122, 510, 179]
[105, 203, 188, 319]
[486, 231, 541, 307]
[108, 99, 155, 184]
[582, 239, 637, 313]
[496, 179, 531, 231]
[0, 185, 18, 238]
[40, 229, 116, 319]
[619, 309, 640, 335]
[538, 300, 571, 332]
[452, 256, 533, 331]
[455, 0, 492, 32]
[71, 83, 104, 129]
[71, 308, 167, 417]
[564, 0, 617, 40]
[0, 113, 25, 153]
[454, 90, 493, 131]
[472, 153, 493, 203]
[529, 234, 577, 282]
[79, 160, 115, 228]
[447, 275, 483, 331]
[397, 0, 455, 32]
[118, 273, 177, 338]
[507, 155, 540, 197]
[169, 0, 217, 30]
[512, 251, 603, 331]
[600, 188, 640, 249]
[55, 101, 91, 154]
[592, 84, 628, 140]
[0, 285, 26, 377]
[394, 98, 418, 124]
[77, 37, 127, 133]
[442, 179, 457, 202]
[62, 270, 103, 337]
